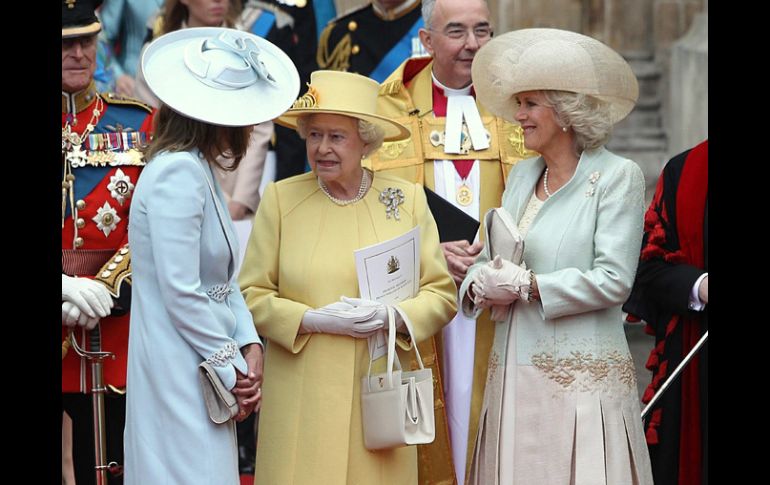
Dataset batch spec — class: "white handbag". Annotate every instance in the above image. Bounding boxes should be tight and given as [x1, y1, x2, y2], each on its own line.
[360, 305, 435, 450]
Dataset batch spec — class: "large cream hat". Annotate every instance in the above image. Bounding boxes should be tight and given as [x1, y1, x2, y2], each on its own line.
[141, 27, 300, 126]
[276, 71, 410, 141]
[472, 28, 639, 125]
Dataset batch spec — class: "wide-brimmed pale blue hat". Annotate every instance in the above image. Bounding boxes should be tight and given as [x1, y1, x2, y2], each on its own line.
[141, 27, 300, 126]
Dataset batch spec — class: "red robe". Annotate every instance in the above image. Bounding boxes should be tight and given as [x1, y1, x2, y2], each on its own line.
[624, 140, 708, 485]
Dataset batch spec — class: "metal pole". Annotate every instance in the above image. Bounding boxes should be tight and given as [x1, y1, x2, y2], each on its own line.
[641, 330, 708, 420]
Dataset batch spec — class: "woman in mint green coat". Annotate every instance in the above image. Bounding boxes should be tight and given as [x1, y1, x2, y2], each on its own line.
[460, 29, 654, 484]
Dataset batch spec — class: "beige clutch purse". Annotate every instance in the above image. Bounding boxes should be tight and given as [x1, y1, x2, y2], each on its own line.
[198, 362, 239, 424]
[484, 207, 525, 265]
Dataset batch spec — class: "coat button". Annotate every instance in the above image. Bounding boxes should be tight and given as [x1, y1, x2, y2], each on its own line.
[352, 45, 360, 55]
[114, 255, 124, 263]
[101, 270, 112, 278]
[107, 263, 118, 270]
[348, 20, 358, 31]
[76, 218, 85, 228]
[76, 200, 86, 210]
[74, 237, 84, 248]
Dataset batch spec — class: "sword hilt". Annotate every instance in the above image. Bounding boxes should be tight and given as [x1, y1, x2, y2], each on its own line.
[67, 328, 114, 360]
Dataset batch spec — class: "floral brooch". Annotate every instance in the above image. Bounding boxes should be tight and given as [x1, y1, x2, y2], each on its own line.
[379, 187, 405, 220]
[586, 171, 601, 197]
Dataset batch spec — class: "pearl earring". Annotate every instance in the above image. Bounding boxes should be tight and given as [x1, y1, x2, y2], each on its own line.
[562, 126, 568, 133]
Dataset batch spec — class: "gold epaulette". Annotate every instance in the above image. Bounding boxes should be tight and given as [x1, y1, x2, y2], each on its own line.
[316, 22, 352, 71]
[101, 92, 153, 113]
[93, 244, 132, 298]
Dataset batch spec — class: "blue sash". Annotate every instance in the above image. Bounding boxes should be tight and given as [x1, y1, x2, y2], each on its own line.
[369, 17, 424, 83]
[250, 10, 276, 38]
[314, 0, 337, 40]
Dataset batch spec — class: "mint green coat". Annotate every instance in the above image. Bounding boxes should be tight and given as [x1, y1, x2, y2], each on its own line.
[460, 147, 653, 484]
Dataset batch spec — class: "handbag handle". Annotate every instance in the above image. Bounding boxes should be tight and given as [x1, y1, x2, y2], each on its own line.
[366, 304, 426, 391]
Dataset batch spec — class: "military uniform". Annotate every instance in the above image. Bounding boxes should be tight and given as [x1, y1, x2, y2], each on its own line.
[62, 80, 153, 484]
[317, 0, 426, 82]
[369, 57, 537, 485]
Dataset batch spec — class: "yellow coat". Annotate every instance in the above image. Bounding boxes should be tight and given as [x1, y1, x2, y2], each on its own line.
[369, 59, 537, 484]
[239, 171, 457, 485]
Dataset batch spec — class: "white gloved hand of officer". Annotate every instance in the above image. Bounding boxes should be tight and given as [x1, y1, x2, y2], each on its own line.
[62, 301, 101, 330]
[62, 274, 114, 318]
[472, 255, 533, 306]
[300, 300, 386, 338]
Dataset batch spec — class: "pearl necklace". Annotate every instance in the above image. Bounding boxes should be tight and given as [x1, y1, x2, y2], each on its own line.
[318, 169, 370, 206]
[543, 167, 552, 198]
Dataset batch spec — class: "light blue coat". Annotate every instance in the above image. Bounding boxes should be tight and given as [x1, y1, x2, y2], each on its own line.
[124, 150, 260, 485]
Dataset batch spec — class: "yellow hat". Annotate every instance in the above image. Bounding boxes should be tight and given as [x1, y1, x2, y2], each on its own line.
[276, 71, 410, 142]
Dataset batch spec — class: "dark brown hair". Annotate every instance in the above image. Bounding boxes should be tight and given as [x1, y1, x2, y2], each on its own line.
[161, 0, 243, 35]
[143, 104, 252, 171]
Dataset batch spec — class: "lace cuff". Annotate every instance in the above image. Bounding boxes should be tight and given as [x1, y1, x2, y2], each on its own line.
[205, 341, 238, 367]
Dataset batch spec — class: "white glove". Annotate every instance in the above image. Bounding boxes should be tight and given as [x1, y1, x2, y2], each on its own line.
[300, 300, 385, 338]
[62, 274, 114, 318]
[341, 296, 405, 330]
[472, 255, 533, 305]
[62, 301, 100, 330]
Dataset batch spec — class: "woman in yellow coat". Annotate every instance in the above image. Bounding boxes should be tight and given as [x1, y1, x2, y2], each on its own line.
[239, 70, 457, 485]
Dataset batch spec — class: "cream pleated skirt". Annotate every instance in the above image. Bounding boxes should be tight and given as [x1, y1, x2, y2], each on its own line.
[469, 319, 654, 485]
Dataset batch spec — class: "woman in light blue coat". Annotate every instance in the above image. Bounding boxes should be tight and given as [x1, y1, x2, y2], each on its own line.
[462, 29, 654, 484]
[123, 27, 299, 484]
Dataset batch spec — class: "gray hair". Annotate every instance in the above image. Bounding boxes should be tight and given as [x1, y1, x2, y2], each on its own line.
[295, 115, 385, 156]
[421, 0, 437, 28]
[541, 91, 613, 152]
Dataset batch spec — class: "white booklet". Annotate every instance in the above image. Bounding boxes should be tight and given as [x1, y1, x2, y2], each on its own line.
[354, 226, 420, 360]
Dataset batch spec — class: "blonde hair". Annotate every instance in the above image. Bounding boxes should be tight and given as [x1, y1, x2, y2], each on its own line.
[541, 90, 613, 152]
